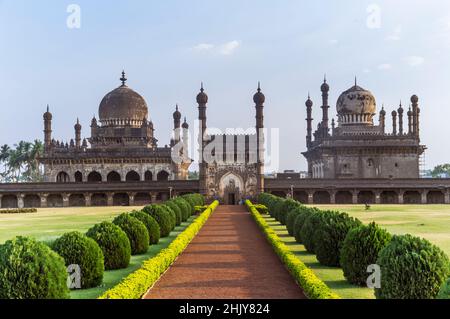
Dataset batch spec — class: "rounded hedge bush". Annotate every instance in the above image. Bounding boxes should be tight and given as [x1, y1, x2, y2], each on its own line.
[86, 221, 131, 270]
[293, 207, 319, 244]
[113, 214, 149, 255]
[165, 201, 183, 226]
[143, 205, 174, 237]
[161, 205, 177, 229]
[130, 210, 160, 245]
[278, 199, 302, 225]
[286, 205, 309, 236]
[376, 234, 450, 299]
[438, 278, 450, 299]
[299, 210, 325, 253]
[53, 231, 104, 289]
[173, 197, 191, 221]
[313, 211, 362, 267]
[340, 222, 392, 285]
[0, 236, 70, 299]
[181, 195, 196, 215]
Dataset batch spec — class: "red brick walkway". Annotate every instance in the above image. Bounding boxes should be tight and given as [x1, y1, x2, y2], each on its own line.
[144, 205, 305, 299]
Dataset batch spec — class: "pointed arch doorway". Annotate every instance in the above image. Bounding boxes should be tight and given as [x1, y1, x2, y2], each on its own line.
[219, 172, 244, 205]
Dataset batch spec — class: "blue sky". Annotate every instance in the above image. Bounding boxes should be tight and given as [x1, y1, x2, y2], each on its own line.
[0, 0, 449, 171]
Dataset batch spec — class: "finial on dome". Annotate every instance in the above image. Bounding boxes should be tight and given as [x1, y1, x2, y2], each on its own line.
[324, 74, 327, 83]
[257, 81, 261, 92]
[120, 70, 127, 86]
[46, 104, 50, 112]
[354, 76, 357, 86]
[176, 104, 179, 111]
[200, 82, 204, 92]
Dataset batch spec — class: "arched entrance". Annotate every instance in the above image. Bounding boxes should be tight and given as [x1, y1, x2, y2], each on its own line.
[126, 171, 140, 182]
[2, 195, 18, 208]
[381, 191, 398, 204]
[313, 191, 330, 204]
[219, 172, 244, 205]
[144, 171, 153, 181]
[113, 193, 130, 206]
[56, 171, 70, 183]
[336, 191, 352, 204]
[47, 194, 63, 207]
[88, 171, 102, 182]
[135, 193, 151, 205]
[427, 191, 445, 204]
[107, 171, 121, 182]
[69, 194, 86, 207]
[293, 191, 308, 204]
[91, 193, 107, 206]
[404, 191, 421, 204]
[24, 194, 41, 208]
[74, 171, 83, 182]
[358, 191, 375, 204]
[157, 170, 169, 181]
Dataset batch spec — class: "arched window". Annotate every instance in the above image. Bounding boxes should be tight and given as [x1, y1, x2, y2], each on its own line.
[126, 171, 140, 182]
[107, 171, 121, 182]
[56, 171, 70, 183]
[144, 171, 153, 181]
[87, 171, 102, 182]
[74, 171, 83, 183]
[157, 170, 170, 181]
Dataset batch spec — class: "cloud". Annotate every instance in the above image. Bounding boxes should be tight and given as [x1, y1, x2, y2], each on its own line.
[386, 25, 402, 41]
[218, 41, 240, 55]
[404, 56, 425, 67]
[192, 43, 214, 52]
[377, 63, 392, 70]
[329, 39, 339, 45]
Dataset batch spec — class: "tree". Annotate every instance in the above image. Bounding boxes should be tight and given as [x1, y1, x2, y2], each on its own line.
[431, 164, 450, 178]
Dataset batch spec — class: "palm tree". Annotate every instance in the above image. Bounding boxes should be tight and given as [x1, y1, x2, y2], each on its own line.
[0, 144, 11, 181]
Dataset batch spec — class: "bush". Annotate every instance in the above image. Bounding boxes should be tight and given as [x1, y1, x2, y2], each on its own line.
[172, 197, 191, 221]
[53, 231, 104, 289]
[438, 278, 450, 299]
[376, 234, 450, 299]
[293, 207, 318, 243]
[299, 210, 325, 253]
[113, 214, 149, 255]
[0, 208, 37, 214]
[86, 222, 131, 270]
[278, 199, 302, 225]
[161, 205, 177, 230]
[340, 223, 392, 285]
[313, 211, 362, 267]
[130, 211, 160, 245]
[143, 205, 174, 237]
[165, 201, 183, 226]
[253, 204, 269, 215]
[0, 236, 70, 299]
[181, 195, 196, 215]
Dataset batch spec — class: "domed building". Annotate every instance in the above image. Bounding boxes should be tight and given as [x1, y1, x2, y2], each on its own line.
[39, 72, 192, 205]
[302, 77, 426, 182]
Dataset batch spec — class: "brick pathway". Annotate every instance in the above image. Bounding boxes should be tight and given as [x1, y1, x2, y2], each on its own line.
[144, 205, 305, 299]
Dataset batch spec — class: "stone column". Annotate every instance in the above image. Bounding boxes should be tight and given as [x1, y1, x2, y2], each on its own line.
[445, 190, 450, 205]
[62, 193, 70, 207]
[330, 191, 336, 205]
[398, 191, 404, 205]
[84, 193, 92, 206]
[150, 192, 157, 203]
[40, 193, 48, 208]
[375, 191, 381, 204]
[352, 191, 358, 205]
[421, 190, 428, 205]
[107, 193, 114, 206]
[129, 192, 136, 206]
[17, 194, 24, 209]
[307, 191, 314, 205]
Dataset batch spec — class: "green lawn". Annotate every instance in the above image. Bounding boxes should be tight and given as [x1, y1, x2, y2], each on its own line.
[264, 204, 450, 299]
[0, 206, 143, 244]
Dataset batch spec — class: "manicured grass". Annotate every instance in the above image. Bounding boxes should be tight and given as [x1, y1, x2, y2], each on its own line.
[71, 216, 197, 299]
[313, 204, 450, 257]
[263, 215, 375, 299]
[0, 206, 143, 244]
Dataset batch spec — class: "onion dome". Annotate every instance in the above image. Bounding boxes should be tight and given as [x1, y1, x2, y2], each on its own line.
[98, 71, 148, 127]
[173, 104, 181, 120]
[380, 105, 386, 116]
[196, 83, 208, 104]
[253, 82, 265, 105]
[411, 95, 419, 104]
[336, 80, 377, 125]
[43, 105, 52, 121]
[407, 106, 412, 117]
[321, 76, 329, 92]
[397, 101, 404, 114]
[305, 93, 313, 108]
[391, 110, 397, 117]
[182, 117, 189, 129]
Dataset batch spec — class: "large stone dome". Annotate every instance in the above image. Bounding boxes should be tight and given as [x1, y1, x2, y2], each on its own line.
[99, 73, 148, 127]
[336, 84, 376, 125]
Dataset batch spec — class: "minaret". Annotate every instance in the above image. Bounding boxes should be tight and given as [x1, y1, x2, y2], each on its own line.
[254, 82, 265, 195]
[411, 95, 420, 138]
[182, 117, 189, 159]
[90, 116, 98, 137]
[197, 83, 208, 195]
[43, 105, 53, 151]
[379, 105, 386, 134]
[305, 94, 313, 148]
[397, 102, 404, 135]
[74, 118, 82, 148]
[173, 104, 182, 144]
[407, 106, 413, 135]
[320, 75, 330, 137]
[392, 110, 397, 135]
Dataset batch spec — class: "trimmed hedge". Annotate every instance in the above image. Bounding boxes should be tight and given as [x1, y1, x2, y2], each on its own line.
[299, 210, 326, 253]
[113, 214, 149, 255]
[0, 208, 37, 214]
[278, 199, 302, 225]
[53, 231, 104, 289]
[245, 200, 339, 299]
[293, 207, 318, 244]
[142, 205, 174, 237]
[165, 201, 183, 226]
[172, 197, 191, 221]
[376, 234, 450, 299]
[0, 236, 70, 299]
[86, 222, 131, 270]
[161, 205, 177, 229]
[340, 222, 392, 286]
[130, 211, 160, 245]
[313, 211, 362, 267]
[99, 200, 219, 299]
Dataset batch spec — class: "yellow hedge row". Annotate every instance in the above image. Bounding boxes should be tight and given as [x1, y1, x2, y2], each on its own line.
[245, 200, 340, 299]
[99, 200, 220, 299]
